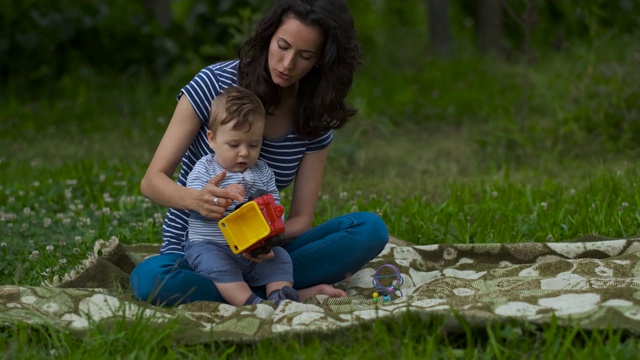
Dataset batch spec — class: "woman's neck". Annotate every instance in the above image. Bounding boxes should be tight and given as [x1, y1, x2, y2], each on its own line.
[280, 82, 297, 102]
[264, 86, 297, 140]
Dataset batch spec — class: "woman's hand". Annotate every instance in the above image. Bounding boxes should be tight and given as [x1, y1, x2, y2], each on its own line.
[242, 250, 275, 263]
[195, 171, 245, 219]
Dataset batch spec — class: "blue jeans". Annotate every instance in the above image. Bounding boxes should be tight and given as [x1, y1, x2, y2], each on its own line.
[130, 212, 389, 306]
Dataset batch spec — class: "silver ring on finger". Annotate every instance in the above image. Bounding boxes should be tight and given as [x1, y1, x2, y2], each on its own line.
[213, 196, 220, 206]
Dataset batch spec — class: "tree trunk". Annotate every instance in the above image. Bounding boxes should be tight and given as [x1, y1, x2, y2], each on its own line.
[141, 0, 173, 28]
[425, 0, 453, 55]
[477, 0, 503, 53]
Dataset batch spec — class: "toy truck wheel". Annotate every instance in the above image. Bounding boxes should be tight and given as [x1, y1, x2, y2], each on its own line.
[248, 189, 269, 201]
[249, 245, 271, 258]
[248, 234, 288, 258]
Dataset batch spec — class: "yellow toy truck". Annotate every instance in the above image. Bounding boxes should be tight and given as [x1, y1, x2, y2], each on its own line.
[218, 190, 287, 257]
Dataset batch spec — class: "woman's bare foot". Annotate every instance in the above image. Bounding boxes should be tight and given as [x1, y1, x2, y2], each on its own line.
[297, 284, 347, 301]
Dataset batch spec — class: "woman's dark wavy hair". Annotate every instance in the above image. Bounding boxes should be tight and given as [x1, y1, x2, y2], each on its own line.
[237, 0, 361, 139]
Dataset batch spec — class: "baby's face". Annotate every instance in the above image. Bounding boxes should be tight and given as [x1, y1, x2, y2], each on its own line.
[208, 117, 264, 173]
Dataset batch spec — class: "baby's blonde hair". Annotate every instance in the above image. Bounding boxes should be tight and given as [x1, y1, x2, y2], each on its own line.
[209, 86, 266, 133]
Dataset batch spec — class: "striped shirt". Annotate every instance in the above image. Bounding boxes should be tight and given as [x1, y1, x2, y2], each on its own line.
[160, 61, 333, 254]
[186, 155, 280, 245]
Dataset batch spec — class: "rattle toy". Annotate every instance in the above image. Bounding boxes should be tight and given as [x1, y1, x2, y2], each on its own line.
[372, 264, 404, 303]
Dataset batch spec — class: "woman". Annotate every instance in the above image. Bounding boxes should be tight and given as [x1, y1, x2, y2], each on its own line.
[130, 0, 389, 306]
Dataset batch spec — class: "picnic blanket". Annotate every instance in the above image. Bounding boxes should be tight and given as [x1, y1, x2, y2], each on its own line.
[2, 235, 640, 343]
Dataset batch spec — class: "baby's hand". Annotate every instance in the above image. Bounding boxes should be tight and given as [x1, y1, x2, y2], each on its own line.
[225, 183, 245, 200]
[242, 250, 275, 263]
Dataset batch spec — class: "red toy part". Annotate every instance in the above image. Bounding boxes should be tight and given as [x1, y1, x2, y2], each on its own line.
[253, 194, 285, 237]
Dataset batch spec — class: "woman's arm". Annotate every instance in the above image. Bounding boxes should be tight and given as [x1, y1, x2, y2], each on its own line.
[284, 146, 329, 239]
[140, 96, 242, 218]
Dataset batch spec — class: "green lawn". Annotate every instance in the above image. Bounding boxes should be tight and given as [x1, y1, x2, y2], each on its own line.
[2, 40, 640, 357]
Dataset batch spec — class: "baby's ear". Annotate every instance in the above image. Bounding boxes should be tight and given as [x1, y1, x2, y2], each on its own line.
[206, 130, 216, 149]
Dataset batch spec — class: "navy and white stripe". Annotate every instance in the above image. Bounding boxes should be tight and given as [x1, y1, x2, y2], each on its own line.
[186, 155, 279, 245]
[160, 61, 333, 254]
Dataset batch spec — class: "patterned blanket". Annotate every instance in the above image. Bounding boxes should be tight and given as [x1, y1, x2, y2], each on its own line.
[2, 235, 640, 343]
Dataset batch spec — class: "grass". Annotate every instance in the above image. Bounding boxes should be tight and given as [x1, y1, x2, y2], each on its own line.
[2, 37, 640, 357]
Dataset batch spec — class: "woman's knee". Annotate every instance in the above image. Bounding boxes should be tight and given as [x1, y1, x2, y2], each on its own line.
[129, 253, 180, 303]
[353, 211, 389, 248]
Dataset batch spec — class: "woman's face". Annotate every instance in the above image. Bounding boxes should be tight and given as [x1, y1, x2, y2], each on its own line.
[268, 15, 324, 89]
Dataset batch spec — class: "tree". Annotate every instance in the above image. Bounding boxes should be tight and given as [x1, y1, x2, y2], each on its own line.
[477, 0, 503, 53]
[425, 0, 453, 55]
[142, 0, 173, 28]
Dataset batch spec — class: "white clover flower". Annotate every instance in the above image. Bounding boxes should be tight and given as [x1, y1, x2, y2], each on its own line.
[46, 245, 54, 253]
[491, 191, 498, 198]
[66, 179, 78, 186]
[540, 202, 548, 210]
[30, 250, 40, 261]
[75, 236, 82, 243]
[340, 192, 348, 200]
[43, 218, 52, 227]
[59, 259, 67, 266]
[321, 194, 329, 201]
[1, 212, 17, 221]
